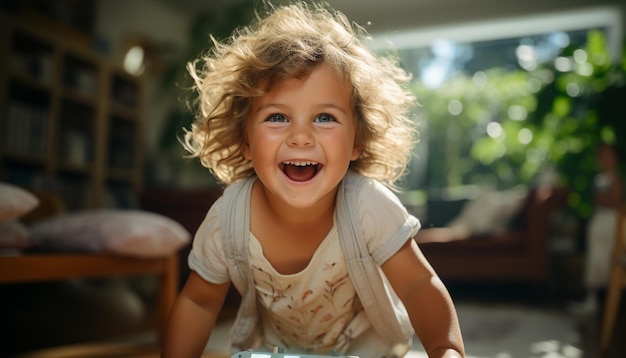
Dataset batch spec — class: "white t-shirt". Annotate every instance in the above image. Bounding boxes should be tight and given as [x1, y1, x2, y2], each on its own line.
[189, 177, 418, 354]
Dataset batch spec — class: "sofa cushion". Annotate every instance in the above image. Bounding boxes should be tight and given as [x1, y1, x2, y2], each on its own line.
[446, 187, 528, 236]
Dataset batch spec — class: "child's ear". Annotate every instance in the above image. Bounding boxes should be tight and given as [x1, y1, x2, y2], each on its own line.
[242, 142, 251, 160]
[350, 145, 361, 161]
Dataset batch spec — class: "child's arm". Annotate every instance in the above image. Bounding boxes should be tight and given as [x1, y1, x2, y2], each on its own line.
[381, 239, 465, 358]
[161, 271, 231, 358]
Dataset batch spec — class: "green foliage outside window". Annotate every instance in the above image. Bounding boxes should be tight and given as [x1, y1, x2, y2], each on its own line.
[531, 30, 626, 217]
[412, 68, 539, 190]
[412, 30, 626, 218]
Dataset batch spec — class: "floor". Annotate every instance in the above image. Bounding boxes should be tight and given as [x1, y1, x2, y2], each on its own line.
[444, 281, 626, 358]
[12, 280, 625, 358]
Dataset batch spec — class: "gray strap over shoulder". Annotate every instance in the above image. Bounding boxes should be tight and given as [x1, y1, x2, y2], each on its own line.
[336, 172, 411, 344]
[220, 176, 258, 350]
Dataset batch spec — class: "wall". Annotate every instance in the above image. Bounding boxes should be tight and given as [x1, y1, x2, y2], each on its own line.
[95, 0, 189, 186]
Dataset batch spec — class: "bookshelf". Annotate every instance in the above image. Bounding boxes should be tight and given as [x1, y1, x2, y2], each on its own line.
[0, 12, 144, 210]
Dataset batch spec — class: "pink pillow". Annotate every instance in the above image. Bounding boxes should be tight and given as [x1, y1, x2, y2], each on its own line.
[30, 210, 191, 258]
[0, 182, 39, 223]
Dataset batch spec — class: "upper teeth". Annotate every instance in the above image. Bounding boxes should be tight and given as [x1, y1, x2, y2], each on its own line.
[284, 160, 318, 166]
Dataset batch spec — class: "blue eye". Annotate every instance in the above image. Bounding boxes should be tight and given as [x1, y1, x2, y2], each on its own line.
[315, 113, 336, 123]
[266, 113, 288, 122]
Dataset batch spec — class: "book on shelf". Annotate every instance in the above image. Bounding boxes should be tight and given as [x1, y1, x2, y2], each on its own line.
[105, 183, 138, 209]
[3, 99, 48, 159]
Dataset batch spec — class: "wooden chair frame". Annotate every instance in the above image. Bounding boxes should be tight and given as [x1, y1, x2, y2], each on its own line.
[600, 204, 626, 352]
[0, 253, 179, 345]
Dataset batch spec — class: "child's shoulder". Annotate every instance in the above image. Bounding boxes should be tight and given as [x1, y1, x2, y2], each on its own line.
[341, 171, 404, 213]
[342, 170, 393, 197]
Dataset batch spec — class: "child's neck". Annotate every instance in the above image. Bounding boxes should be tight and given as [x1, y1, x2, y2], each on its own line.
[249, 181, 337, 274]
[253, 181, 337, 228]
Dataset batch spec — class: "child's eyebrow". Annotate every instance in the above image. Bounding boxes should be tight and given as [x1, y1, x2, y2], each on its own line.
[254, 103, 350, 115]
[253, 103, 286, 114]
[318, 103, 350, 115]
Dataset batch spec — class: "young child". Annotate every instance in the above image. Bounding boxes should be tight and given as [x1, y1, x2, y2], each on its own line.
[162, 2, 464, 357]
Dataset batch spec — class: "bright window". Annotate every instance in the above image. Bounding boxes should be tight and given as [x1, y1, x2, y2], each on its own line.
[369, 6, 623, 194]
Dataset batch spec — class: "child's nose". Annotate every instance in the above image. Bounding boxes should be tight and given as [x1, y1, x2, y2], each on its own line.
[287, 122, 314, 147]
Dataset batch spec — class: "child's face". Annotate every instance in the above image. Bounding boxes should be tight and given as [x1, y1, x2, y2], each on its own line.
[243, 62, 361, 209]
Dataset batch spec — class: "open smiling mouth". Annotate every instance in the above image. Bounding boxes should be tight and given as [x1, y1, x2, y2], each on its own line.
[281, 161, 321, 182]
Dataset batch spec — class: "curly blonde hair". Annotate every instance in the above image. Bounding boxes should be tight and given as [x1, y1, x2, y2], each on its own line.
[183, 1, 417, 188]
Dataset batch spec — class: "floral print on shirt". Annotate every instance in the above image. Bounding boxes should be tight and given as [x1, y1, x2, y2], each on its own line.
[250, 233, 368, 352]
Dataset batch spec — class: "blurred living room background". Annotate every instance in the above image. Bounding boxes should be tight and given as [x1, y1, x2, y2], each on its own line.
[1, 0, 625, 357]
